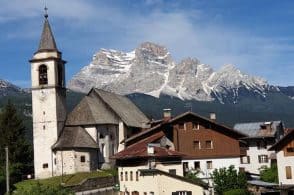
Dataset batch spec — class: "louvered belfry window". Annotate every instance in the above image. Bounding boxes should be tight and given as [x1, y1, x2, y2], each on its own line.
[39, 65, 48, 85]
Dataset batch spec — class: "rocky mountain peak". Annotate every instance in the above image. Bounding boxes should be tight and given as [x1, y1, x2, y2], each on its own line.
[68, 42, 274, 103]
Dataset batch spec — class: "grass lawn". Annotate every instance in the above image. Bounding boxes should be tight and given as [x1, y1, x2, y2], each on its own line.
[14, 169, 117, 191]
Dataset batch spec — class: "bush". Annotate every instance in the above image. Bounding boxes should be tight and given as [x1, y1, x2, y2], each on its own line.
[223, 189, 250, 195]
[211, 165, 247, 195]
[13, 182, 73, 195]
[260, 164, 278, 183]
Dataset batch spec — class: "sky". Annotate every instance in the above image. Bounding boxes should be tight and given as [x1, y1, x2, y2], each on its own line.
[0, 0, 294, 87]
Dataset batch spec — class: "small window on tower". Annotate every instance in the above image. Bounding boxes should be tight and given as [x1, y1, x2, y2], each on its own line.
[43, 125, 46, 130]
[43, 163, 48, 169]
[39, 65, 48, 85]
[80, 156, 86, 163]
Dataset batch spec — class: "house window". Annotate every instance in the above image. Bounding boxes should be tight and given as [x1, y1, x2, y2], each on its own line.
[80, 156, 86, 162]
[169, 169, 176, 175]
[207, 161, 213, 169]
[39, 65, 48, 85]
[194, 161, 200, 170]
[287, 147, 294, 153]
[178, 123, 185, 130]
[125, 172, 128, 181]
[192, 122, 200, 130]
[130, 171, 133, 181]
[240, 156, 250, 164]
[193, 140, 200, 150]
[136, 171, 139, 181]
[43, 125, 46, 130]
[54, 158, 56, 165]
[205, 140, 213, 149]
[258, 155, 268, 163]
[42, 163, 48, 169]
[286, 166, 292, 179]
[120, 172, 123, 181]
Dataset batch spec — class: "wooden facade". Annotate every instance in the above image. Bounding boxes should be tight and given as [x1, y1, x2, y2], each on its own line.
[283, 140, 294, 157]
[126, 112, 245, 159]
[171, 114, 243, 158]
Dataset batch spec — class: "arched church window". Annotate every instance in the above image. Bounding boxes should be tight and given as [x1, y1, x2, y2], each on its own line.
[39, 65, 48, 85]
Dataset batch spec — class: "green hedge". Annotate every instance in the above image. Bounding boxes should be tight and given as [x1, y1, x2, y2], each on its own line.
[223, 189, 250, 195]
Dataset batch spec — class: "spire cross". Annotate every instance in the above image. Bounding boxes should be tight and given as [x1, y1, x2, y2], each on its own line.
[44, 4, 48, 18]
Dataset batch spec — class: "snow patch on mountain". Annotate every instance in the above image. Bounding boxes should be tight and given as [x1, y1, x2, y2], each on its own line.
[68, 42, 273, 103]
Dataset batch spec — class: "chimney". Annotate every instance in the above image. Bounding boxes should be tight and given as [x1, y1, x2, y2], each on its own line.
[210, 112, 216, 121]
[163, 108, 172, 121]
[147, 144, 155, 155]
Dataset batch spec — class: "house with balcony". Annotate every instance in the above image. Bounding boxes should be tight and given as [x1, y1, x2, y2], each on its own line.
[233, 121, 285, 176]
[269, 130, 294, 195]
[124, 110, 246, 183]
[112, 131, 209, 195]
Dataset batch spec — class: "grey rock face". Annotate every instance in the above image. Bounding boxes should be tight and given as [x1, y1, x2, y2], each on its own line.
[68, 42, 272, 103]
[0, 79, 23, 96]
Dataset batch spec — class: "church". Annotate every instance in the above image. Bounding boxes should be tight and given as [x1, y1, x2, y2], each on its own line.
[30, 13, 149, 179]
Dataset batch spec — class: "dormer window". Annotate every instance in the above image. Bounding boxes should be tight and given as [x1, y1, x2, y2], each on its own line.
[39, 65, 48, 85]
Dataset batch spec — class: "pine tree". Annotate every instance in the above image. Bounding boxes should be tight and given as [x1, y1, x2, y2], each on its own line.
[0, 100, 33, 193]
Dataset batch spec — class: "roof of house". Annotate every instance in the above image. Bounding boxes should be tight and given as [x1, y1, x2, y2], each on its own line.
[233, 121, 282, 138]
[52, 126, 98, 150]
[125, 111, 246, 144]
[139, 169, 208, 189]
[269, 129, 294, 151]
[112, 131, 186, 160]
[38, 17, 58, 52]
[66, 88, 149, 128]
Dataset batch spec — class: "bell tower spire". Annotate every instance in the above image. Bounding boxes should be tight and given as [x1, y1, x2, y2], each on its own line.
[38, 6, 58, 52]
[29, 7, 67, 179]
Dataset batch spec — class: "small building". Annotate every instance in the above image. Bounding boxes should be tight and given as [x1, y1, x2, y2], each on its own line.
[125, 111, 246, 182]
[269, 129, 294, 194]
[234, 121, 284, 175]
[112, 131, 208, 195]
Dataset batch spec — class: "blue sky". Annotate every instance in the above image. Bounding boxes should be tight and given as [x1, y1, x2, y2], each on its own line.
[1, 0, 294, 87]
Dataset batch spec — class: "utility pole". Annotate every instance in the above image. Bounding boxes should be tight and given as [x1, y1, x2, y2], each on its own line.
[5, 146, 9, 194]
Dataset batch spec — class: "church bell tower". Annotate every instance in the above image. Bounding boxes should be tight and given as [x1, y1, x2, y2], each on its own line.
[29, 10, 67, 179]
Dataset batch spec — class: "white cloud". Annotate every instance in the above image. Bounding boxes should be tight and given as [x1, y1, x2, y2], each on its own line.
[1, 1, 293, 85]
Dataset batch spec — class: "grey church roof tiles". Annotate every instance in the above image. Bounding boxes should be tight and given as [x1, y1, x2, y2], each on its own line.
[233, 121, 282, 138]
[38, 18, 58, 52]
[52, 126, 98, 150]
[66, 95, 119, 126]
[66, 88, 149, 128]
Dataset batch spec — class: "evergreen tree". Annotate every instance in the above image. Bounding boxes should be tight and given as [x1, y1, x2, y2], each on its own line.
[0, 100, 33, 194]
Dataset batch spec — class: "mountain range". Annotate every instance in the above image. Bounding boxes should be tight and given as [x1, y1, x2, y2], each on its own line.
[68, 42, 291, 104]
[0, 42, 294, 130]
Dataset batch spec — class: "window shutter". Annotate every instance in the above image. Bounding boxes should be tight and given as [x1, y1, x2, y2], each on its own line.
[247, 156, 250, 163]
[286, 166, 292, 179]
[187, 191, 192, 195]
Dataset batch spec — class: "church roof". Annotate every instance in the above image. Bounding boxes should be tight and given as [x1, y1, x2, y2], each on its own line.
[66, 95, 119, 126]
[37, 17, 58, 52]
[52, 126, 98, 150]
[66, 88, 149, 128]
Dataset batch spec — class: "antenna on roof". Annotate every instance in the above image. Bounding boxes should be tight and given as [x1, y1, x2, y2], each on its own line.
[44, 0, 48, 18]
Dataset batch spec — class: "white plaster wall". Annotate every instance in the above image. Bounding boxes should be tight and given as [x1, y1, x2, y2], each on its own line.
[183, 157, 240, 178]
[31, 51, 66, 179]
[55, 150, 76, 175]
[118, 120, 126, 152]
[239, 143, 273, 174]
[277, 150, 294, 185]
[55, 150, 95, 176]
[85, 126, 98, 142]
